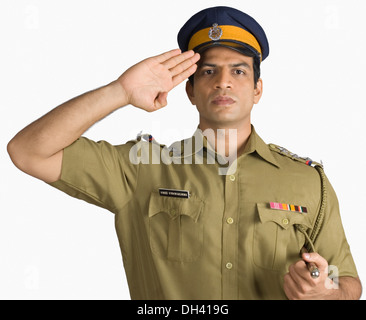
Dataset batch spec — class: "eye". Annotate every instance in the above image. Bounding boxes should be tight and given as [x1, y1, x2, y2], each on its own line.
[203, 69, 214, 75]
[234, 69, 245, 75]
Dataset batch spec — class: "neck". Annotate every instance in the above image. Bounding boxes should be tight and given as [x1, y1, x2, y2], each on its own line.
[199, 120, 252, 158]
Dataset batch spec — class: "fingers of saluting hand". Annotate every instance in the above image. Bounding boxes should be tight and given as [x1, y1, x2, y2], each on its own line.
[154, 48, 183, 64]
[171, 61, 199, 87]
[157, 49, 198, 70]
[156, 49, 200, 86]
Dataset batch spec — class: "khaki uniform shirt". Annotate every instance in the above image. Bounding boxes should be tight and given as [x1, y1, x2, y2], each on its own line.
[50, 126, 358, 299]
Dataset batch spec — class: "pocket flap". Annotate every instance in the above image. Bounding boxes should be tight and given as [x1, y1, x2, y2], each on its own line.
[148, 191, 204, 222]
[256, 203, 312, 230]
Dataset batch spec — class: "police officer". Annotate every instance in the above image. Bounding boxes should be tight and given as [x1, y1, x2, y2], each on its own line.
[8, 6, 361, 299]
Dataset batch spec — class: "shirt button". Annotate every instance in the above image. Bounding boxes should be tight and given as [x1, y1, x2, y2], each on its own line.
[229, 175, 236, 181]
[225, 262, 233, 270]
[282, 218, 289, 225]
[226, 217, 234, 224]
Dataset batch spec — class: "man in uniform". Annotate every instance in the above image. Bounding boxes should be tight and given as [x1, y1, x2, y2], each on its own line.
[7, 6, 361, 299]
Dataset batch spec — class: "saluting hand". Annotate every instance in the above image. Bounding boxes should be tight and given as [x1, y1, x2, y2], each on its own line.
[117, 49, 200, 112]
[284, 252, 337, 300]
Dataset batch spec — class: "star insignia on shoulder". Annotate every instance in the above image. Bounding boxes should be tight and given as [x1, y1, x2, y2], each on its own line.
[269, 143, 323, 168]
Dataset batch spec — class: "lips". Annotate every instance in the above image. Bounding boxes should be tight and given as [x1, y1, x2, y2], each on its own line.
[211, 95, 235, 106]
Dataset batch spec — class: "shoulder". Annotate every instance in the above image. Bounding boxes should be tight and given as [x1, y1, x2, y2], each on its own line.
[268, 143, 323, 169]
[126, 132, 167, 148]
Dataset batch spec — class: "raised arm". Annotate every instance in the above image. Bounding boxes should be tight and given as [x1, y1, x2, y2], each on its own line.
[7, 49, 199, 183]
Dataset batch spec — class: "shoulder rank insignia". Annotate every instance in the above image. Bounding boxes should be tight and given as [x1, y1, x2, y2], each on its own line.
[136, 131, 156, 143]
[268, 143, 323, 168]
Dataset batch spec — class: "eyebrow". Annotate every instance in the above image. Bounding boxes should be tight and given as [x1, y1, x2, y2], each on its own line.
[231, 62, 251, 69]
[199, 62, 252, 70]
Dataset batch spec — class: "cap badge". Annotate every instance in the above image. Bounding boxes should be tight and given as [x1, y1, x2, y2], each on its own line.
[208, 23, 223, 41]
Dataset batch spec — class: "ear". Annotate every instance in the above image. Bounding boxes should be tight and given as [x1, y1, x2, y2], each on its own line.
[253, 78, 263, 104]
[185, 81, 196, 105]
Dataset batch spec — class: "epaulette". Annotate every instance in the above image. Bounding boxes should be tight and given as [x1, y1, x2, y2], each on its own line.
[134, 131, 174, 156]
[136, 131, 154, 143]
[268, 143, 323, 168]
[136, 131, 166, 146]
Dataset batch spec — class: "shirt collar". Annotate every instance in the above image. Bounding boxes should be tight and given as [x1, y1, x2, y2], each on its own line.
[169, 125, 280, 168]
[243, 126, 280, 168]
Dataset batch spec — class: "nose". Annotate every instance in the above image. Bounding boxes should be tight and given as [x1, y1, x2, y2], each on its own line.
[215, 70, 232, 89]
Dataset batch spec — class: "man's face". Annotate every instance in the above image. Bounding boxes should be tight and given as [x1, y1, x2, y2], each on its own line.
[186, 46, 262, 129]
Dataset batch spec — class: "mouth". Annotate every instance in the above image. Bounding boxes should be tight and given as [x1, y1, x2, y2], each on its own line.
[211, 95, 235, 106]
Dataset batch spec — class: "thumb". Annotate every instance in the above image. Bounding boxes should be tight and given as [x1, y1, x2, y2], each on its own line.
[302, 252, 328, 271]
[154, 92, 168, 109]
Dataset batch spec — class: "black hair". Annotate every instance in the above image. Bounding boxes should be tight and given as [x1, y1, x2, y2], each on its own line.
[189, 45, 261, 88]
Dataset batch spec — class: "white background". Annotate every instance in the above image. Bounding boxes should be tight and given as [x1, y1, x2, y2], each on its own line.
[1, 0, 365, 299]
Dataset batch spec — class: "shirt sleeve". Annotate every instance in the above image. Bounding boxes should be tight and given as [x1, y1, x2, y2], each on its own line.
[314, 175, 358, 278]
[48, 136, 139, 214]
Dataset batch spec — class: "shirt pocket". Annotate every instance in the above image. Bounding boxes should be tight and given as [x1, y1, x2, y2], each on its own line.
[148, 191, 205, 262]
[253, 203, 312, 271]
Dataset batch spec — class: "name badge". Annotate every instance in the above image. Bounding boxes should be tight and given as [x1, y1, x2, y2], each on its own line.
[159, 188, 190, 199]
